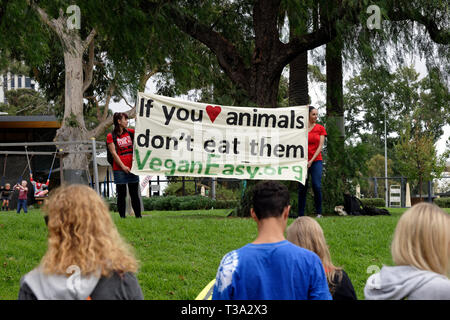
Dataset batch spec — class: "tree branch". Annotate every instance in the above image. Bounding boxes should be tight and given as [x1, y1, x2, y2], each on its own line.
[82, 39, 95, 93]
[88, 106, 136, 139]
[28, 0, 59, 34]
[386, 5, 449, 45]
[102, 82, 116, 121]
[83, 29, 97, 51]
[139, 67, 160, 91]
[164, 5, 251, 93]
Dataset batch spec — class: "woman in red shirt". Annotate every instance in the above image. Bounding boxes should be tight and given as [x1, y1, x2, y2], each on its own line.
[298, 106, 327, 217]
[107, 113, 142, 218]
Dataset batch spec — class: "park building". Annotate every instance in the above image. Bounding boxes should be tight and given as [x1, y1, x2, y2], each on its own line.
[0, 72, 39, 104]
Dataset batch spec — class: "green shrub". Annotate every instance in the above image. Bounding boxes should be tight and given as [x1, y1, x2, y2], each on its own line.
[164, 181, 239, 200]
[140, 195, 238, 211]
[163, 182, 196, 196]
[433, 197, 450, 208]
[360, 198, 386, 207]
[104, 197, 117, 212]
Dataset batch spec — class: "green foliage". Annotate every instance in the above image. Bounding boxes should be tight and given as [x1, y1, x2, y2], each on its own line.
[66, 113, 79, 128]
[0, 89, 57, 115]
[322, 119, 369, 213]
[433, 197, 450, 208]
[163, 181, 239, 200]
[394, 122, 448, 197]
[366, 154, 394, 178]
[105, 195, 238, 212]
[345, 65, 450, 148]
[360, 198, 386, 207]
[142, 196, 237, 211]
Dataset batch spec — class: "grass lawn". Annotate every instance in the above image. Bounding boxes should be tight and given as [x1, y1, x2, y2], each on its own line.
[1, 207, 448, 300]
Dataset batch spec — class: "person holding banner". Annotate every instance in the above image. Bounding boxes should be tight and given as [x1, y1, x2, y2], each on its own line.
[107, 112, 142, 219]
[298, 106, 327, 217]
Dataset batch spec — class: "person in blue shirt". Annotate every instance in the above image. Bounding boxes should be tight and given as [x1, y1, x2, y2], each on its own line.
[212, 180, 332, 300]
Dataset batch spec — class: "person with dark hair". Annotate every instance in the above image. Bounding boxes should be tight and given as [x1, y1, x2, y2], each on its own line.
[298, 106, 327, 217]
[212, 181, 331, 300]
[30, 173, 49, 197]
[107, 112, 142, 218]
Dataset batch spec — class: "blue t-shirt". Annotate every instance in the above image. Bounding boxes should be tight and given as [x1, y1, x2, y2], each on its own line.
[212, 240, 332, 300]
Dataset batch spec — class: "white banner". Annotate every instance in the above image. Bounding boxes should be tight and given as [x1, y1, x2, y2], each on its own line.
[131, 93, 308, 184]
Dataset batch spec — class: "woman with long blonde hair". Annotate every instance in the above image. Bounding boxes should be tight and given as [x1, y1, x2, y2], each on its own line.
[18, 184, 143, 300]
[286, 216, 357, 300]
[365, 202, 450, 300]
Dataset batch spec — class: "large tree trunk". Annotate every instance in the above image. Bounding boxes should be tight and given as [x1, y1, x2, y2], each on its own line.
[326, 36, 344, 138]
[321, 35, 347, 213]
[56, 31, 90, 172]
[31, 5, 96, 174]
[289, 51, 309, 106]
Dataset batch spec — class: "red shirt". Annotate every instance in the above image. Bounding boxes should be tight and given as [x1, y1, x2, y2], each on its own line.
[106, 129, 135, 171]
[30, 177, 49, 196]
[308, 124, 327, 161]
[17, 186, 28, 200]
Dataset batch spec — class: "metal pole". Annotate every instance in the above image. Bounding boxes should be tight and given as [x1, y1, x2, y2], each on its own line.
[59, 151, 64, 185]
[401, 176, 405, 208]
[428, 181, 432, 203]
[384, 108, 388, 208]
[374, 178, 378, 198]
[91, 137, 100, 195]
[211, 177, 216, 200]
[106, 167, 110, 197]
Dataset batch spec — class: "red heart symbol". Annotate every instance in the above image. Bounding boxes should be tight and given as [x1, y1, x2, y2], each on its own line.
[206, 105, 222, 123]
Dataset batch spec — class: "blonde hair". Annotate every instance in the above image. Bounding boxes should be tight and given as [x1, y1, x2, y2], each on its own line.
[41, 184, 138, 277]
[391, 202, 450, 277]
[286, 216, 342, 293]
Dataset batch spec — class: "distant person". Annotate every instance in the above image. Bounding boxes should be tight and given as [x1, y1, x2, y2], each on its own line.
[18, 184, 144, 300]
[1, 183, 13, 211]
[298, 106, 327, 217]
[30, 173, 49, 197]
[364, 202, 450, 300]
[286, 216, 357, 300]
[14, 180, 28, 214]
[107, 112, 142, 218]
[212, 181, 331, 300]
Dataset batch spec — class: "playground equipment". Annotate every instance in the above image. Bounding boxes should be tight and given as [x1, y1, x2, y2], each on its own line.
[0, 139, 106, 195]
[389, 185, 401, 208]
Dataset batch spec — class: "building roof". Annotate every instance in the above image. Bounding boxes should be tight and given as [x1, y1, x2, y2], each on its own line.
[0, 115, 60, 128]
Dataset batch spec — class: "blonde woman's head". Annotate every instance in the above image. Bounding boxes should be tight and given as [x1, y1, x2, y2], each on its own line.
[391, 202, 450, 276]
[41, 184, 138, 277]
[286, 216, 341, 291]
